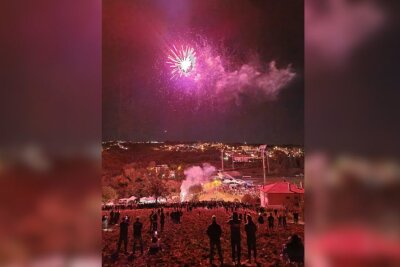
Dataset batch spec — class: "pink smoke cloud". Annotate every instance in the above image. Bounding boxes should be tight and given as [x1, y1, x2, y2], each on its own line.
[215, 60, 295, 103]
[167, 42, 296, 104]
[180, 163, 216, 201]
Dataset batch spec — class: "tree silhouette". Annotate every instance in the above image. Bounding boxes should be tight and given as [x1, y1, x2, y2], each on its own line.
[102, 186, 118, 203]
[144, 172, 169, 203]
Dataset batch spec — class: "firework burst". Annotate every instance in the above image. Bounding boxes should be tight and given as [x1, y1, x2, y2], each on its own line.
[167, 45, 196, 79]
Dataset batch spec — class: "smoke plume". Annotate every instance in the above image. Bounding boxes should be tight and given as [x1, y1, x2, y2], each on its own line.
[180, 163, 216, 201]
[214, 60, 296, 104]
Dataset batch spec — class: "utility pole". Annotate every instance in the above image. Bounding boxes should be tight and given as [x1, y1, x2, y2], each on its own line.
[260, 145, 267, 206]
[221, 149, 224, 171]
[262, 148, 266, 186]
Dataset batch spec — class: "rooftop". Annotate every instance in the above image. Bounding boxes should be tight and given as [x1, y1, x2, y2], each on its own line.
[260, 181, 304, 194]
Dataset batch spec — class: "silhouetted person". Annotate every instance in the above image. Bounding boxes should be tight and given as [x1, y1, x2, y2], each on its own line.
[148, 235, 161, 255]
[245, 215, 257, 263]
[133, 217, 143, 255]
[282, 214, 287, 229]
[151, 212, 158, 232]
[160, 211, 165, 231]
[282, 234, 304, 264]
[110, 210, 115, 224]
[115, 210, 121, 225]
[228, 212, 241, 265]
[293, 212, 299, 224]
[207, 215, 223, 265]
[117, 216, 129, 254]
[278, 214, 283, 227]
[268, 213, 274, 231]
[149, 211, 154, 231]
[257, 213, 264, 224]
[178, 210, 182, 223]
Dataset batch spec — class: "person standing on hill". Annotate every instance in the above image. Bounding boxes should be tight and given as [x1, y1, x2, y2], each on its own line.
[257, 213, 264, 225]
[245, 215, 257, 263]
[115, 209, 121, 225]
[116, 216, 129, 254]
[293, 211, 299, 224]
[282, 213, 287, 229]
[278, 213, 283, 227]
[207, 215, 224, 266]
[228, 212, 242, 265]
[176, 209, 182, 223]
[110, 209, 115, 225]
[160, 210, 165, 232]
[151, 211, 158, 232]
[148, 234, 162, 255]
[268, 213, 275, 231]
[149, 210, 155, 232]
[133, 217, 143, 255]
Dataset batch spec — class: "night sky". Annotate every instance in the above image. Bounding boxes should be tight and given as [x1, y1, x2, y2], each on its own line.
[103, 0, 304, 145]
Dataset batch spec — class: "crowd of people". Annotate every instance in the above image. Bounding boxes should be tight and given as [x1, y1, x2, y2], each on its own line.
[102, 201, 302, 223]
[108, 215, 161, 260]
[102, 200, 255, 211]
[103, 202, 304, 266]
[206, 212, 303, 266]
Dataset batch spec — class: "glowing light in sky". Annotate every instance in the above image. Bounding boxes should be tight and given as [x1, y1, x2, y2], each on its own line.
[180, 58, 192, 72]
[167, 45, 196, 79]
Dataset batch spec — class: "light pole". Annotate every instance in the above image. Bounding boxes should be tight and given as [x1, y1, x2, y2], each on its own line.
[221, 149, 224, 171]
[260, 145, 267, 206]
[261, 145, 267, 186]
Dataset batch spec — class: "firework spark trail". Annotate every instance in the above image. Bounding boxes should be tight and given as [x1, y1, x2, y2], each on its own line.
[167, 45, 196, 79]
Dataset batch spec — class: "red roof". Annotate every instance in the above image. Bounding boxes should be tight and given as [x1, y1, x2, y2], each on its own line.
[260, 181, 304, 194]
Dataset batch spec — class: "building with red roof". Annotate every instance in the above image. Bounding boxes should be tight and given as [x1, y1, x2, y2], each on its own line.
[259, 181, 304, 208]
